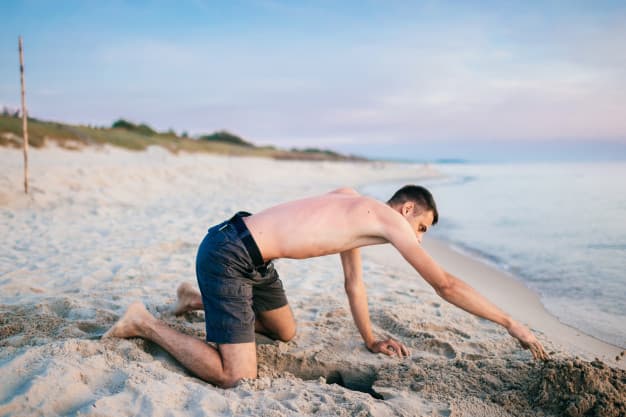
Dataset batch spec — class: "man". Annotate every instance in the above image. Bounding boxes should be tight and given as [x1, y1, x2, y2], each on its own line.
[104, 185, 548, 388]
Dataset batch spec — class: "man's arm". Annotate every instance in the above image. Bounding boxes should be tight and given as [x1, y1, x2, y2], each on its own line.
[340, 248, 409, 357]
[433, 267, 548, 359]
[380, 211, 548, 360]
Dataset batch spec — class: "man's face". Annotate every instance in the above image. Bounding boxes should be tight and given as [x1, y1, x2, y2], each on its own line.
[405, 208, 434, 244]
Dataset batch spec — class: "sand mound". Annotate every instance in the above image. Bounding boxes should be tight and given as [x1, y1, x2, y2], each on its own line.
[529, 359, 626, 417]
[373, 356, 626, 416]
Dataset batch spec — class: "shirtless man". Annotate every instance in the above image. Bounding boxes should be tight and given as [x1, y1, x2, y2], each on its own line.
[104, 185, 548, 388]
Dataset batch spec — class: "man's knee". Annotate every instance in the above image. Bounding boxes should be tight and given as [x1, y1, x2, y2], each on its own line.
[217, 369, 257, 388]
[276, 323, 297, 342]
[215, 342, 257, 388]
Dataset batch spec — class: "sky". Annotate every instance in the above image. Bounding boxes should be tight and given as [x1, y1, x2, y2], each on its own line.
[1, 0, 626, 161]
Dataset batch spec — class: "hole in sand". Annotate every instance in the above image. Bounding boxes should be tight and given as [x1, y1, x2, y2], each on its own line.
[325, 369, 384, 399]
[257, 346, 384, 400]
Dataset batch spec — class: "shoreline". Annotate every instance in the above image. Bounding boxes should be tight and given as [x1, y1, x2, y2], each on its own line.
[363, 237, 625, 369]
[438, 238, 625, 352]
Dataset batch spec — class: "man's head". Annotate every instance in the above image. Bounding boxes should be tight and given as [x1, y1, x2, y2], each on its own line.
[387, 185, 438, 243]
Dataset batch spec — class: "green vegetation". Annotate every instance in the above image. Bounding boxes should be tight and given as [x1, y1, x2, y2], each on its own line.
[0, 114, 365, 161]
[292, 147, 343, 158]
[0, 115, 83, 148]
[111, 119, 157, 136]
[199, 130, 254, 147]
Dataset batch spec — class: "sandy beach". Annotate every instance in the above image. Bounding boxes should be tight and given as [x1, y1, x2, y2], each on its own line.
[1, 145, 624, 417]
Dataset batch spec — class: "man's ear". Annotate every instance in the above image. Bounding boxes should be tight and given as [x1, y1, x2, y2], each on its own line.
[402, 202, 415, 216]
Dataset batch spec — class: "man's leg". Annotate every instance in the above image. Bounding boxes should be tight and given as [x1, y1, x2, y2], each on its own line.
[104, 301, 256, 388]
[172, 282, 296, 342]
[255, 305, 296, 342]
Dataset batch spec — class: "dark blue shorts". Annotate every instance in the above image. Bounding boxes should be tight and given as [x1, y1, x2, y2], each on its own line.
[195, 214, 288, 344]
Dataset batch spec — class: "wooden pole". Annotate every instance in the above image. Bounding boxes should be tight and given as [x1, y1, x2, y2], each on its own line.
[19, 36, 29, 194]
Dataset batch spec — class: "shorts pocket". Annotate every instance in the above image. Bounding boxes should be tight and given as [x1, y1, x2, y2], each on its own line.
[214, 296, 254, 328]
[200, 275, 254, 329]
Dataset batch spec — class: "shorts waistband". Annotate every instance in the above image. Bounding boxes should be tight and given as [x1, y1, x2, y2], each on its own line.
[228, 211, 266, 268]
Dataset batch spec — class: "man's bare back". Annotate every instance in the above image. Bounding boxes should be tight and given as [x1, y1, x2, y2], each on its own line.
[244, 189, 391, 260]
[246, 189, 456, 301]
[104, 185, 548, 388]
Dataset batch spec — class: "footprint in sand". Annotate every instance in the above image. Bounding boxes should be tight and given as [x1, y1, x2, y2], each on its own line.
[419, 339, 457, 359]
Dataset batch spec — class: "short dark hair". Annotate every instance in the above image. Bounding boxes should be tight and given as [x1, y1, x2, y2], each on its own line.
[387, 185, 438, 225]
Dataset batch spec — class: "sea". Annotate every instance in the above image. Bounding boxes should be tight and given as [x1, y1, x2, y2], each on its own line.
[362, 162, 626, 348]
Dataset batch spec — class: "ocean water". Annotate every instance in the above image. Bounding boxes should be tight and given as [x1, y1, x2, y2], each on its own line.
[362, 162, 626, 348]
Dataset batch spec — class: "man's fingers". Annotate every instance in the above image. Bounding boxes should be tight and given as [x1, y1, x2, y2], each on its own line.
[400, 344, 411, 357]
[538, 344, 549, 361]
[528, 340, 546, 360]
[533, 345, 541, 360]
[509, 322, 548, 361]
[382, 342, 400, 357]
[388, 340, 408, 357]
[380, 345, 394, 356]
[376, 342, 393, 356]
[388, 341, 400, 356]
[374, 339, 410, 358]
[530, 342, 548, 361]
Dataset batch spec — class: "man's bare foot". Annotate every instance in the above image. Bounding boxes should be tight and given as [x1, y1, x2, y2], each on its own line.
[103, 301, 154, 339]
[171, 282, 203, 316]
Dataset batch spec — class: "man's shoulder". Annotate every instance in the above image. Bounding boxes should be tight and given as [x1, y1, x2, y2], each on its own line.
[329, 187, 360, 196]
[324, 188, 392, 218]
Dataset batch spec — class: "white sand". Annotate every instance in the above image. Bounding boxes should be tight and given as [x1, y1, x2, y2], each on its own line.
[1, 145, 624, 417]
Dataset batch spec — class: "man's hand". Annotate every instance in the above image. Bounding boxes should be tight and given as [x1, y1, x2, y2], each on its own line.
[507, 320, 549, 360]
[367, 338, 410, 357]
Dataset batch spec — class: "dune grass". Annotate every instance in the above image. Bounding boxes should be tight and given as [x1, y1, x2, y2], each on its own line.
[0, 115, 363, 161]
